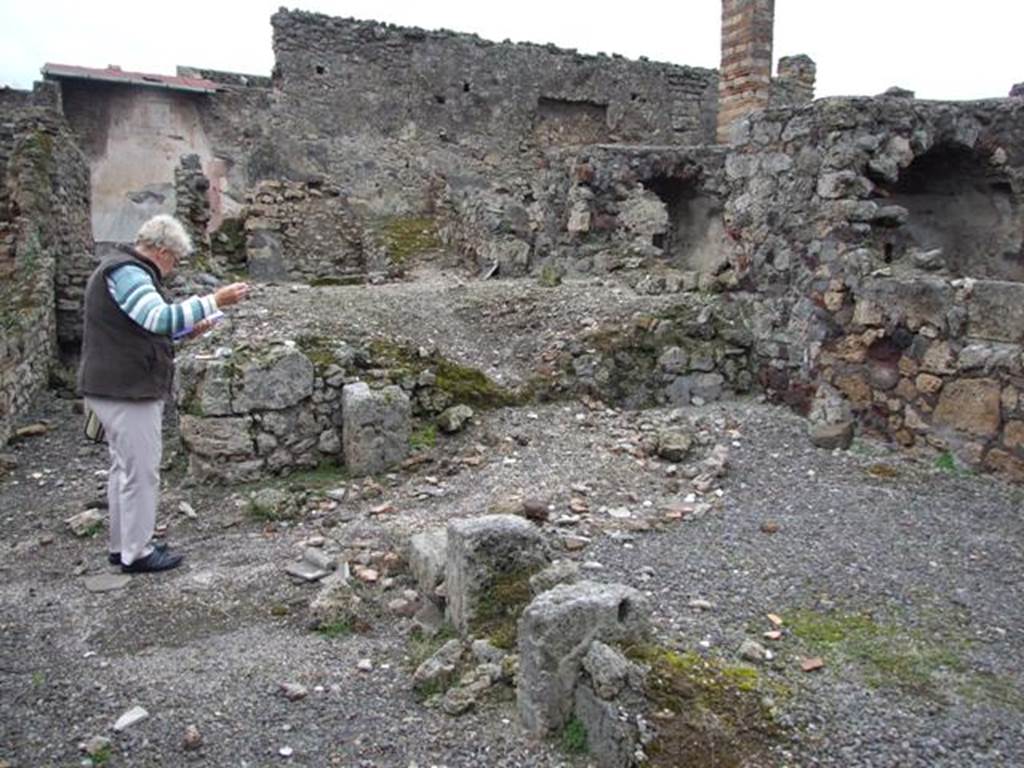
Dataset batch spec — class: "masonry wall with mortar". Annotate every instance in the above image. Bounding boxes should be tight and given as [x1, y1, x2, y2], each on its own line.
[0, 88, 93, 443]
[721, 95, 1024, 478]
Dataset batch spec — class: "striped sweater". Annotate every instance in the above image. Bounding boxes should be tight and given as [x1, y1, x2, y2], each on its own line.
[106, 264, 218, 337]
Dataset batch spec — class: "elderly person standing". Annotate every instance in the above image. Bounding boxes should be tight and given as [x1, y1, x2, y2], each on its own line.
[78, 214, 249, 573]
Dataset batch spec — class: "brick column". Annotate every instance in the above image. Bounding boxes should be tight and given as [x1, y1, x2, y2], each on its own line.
[717, 0, 775, 143]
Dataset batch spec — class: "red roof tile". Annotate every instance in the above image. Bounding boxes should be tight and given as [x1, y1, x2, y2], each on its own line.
[41, 63, 219, 93]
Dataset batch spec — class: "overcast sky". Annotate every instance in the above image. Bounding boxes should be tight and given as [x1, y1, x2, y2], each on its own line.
[1, 1, 1020, 100]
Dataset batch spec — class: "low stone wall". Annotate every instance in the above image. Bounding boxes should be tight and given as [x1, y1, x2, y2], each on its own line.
[553, 296, 757, 409]
[174, 336, 520, 482]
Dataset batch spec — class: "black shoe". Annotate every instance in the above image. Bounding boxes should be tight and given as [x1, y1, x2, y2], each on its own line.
[108, 542, 167, 566]
[120, 548, 184, 573]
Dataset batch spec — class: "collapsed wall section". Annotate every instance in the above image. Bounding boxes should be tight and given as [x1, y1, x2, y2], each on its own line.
[0, 85, 92, 443]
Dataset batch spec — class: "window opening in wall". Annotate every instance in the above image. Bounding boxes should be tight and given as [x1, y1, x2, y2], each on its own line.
[315, 65, 326, 75]
[882, 144, 1022, 281]
[462, 81, 471, 92]
[434, 94, 446, 104]
[643, 175, 729, 274]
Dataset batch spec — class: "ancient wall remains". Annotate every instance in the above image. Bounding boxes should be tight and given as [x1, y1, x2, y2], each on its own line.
[722, 95, 1024, 477]
[243, 179, 370, 283]
[555, 145, 731, 282]
[57, 79, 218, 250]
[0, 87, 92, 442]
[271, 11, 718, 150]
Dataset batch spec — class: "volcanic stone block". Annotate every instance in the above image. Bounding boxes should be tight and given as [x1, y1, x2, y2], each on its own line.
[232, 345, 315, 413]
[341, 382, 410, 476]
[932, 378, 1002, 438]
[179, 415, 255, 458]
[517, 581, 650, 737]
[968, 282, 1024, 343]
[574, 642, 649, 768]
[409, 528, 448, 596]
[445, 515, 549, 640]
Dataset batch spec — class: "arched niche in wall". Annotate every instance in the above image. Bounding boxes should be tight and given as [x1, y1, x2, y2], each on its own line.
[643, 175, 729, 274]
[882, 144, 1023, 281]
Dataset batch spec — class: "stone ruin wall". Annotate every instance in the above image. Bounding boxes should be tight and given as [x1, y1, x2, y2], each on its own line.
[7, 6, 1024, 483]
[0, 84, 92, 443]
[222, 10, 720, 281]
[721, 95, 1024, 477]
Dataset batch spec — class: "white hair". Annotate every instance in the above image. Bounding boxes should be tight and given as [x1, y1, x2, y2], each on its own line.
[135, 214, 192, 256]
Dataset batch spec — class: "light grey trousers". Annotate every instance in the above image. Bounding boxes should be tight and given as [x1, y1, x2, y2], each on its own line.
[84, 396, 164, 565]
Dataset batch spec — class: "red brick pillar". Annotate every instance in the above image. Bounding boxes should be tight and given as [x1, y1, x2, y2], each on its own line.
[717, 0, 775, 143]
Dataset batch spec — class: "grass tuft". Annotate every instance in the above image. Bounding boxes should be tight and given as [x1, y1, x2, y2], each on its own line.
[410, 424, 438, 451]
[560, 716, 588, 754]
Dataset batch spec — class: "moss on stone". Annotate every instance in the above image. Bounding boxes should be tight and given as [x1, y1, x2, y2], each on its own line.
[434, 358, 519, 408]
[296, 335, 347, 371]
[625, 644, 785, 768]
[406, 623, 458, 671]
[375, 215, 441, 266]
[369, 339, 521, 409]
[472, 567, 537, 650]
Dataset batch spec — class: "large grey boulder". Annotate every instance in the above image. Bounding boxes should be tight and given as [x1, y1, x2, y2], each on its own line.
[409, 528, 448, 597]
[341, 382, 411, 476]
[232, 344, 315, 413]
[446, 515, 549, 640]
[517, 581, 650, 738]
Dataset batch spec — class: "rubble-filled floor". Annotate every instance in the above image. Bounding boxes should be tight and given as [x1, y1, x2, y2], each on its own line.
[1, 277, 1022, 767]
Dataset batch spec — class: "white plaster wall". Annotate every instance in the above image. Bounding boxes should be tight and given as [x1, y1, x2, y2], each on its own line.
[82, 87, 215, 243]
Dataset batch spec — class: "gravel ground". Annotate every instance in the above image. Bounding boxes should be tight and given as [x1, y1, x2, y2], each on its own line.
[1, 276, 1022, 767]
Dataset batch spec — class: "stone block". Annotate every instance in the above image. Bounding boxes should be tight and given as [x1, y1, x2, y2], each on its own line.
[810, 421, 854, 450]
[864, 278, 953, 331]
[446, 515, 549, 639]
[409, 528, 448, 596]
[480, 237, 531, 276]
[932, 378, 1002, 438]
[968, 282, 1024, 343]
[1004, 422, 1024, 453]
[529, 560, 581, 597]
[915, 374, 943, 395]
[179, 415, 255, 458]
[816, 171, 873, 199]
[920, 342, 956, 375]
[517, 581, 650, 737]
[232, 345, 315, 413]
[656, 430, 693, 462]
[341, 382, 410, 476]
[985, 448, 1024, 483]
[573, 642, 649, 768]
[688, 372, 725, 402]
[437, 404, 474, 433]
